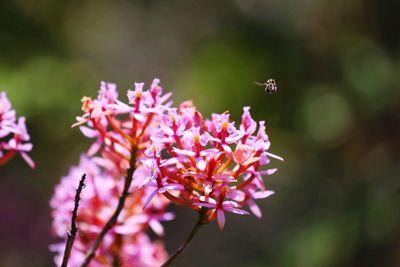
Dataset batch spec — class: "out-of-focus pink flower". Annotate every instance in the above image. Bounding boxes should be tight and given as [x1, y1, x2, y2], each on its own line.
[50, 155, 170, 267]
[0, 91, 34, 168]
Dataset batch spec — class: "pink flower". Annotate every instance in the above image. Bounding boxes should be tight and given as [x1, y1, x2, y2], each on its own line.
[0, 91, 34, 168]
[195, 196, 249, 230]
[50, 155, 170, 266]
[51, 78, 283, 266]
[141, 104, 282, 229]
[52, 79, 175, 266]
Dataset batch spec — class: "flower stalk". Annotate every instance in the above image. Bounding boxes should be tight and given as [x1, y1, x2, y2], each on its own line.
[161, 208, 208, 267]
[61, 174, 86, 267]
[80, 146, 137, 267]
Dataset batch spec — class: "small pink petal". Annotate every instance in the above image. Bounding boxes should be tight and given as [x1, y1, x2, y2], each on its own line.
[222, 144, 232, 153]
[21, 152, 35, 169]
[225, 133, 244, 143]
[160, 137, 175, 143]
[253, 190, 274, 199]
[143, 189, 159, 208]
[115, 99, 132, 109]
[163, 183, 184, 191]
[149, 220, 164, 236]
[71, 118, 88, 128]
[224, 206, 249, 215]
[159, 92, 172, 103]
[161, 124, 174, 136]
[125, 214, 148, 224]
[200, 148, 220, 157]
[228, 189, 246, 202]
[248, 199, 262, 218]
[133, 113, 145, 122]
[114, 224, 141, 235]
[158, 187, 167, 193]
[87, 141, 102, 156]
[79, 126, 98, 138]
[193, 203, 217, 209]
[162, 212, 175, 221]
[176, 123, 186, 136]
[264, 141, 271, 150]
[217, 209, 226, 230]
[259, 168, 278, 176]
[91, 105, 103, 118]
[196, 158, 206, 171]
[266, 152, 284, 161]
[172, 147, 196, 156]
[92, 156, 115, 170]
[18, 143, 33, 151]
[160, 157, 179, 167]
[199, 196, 217, 204]
[247, 122, 257, 134]
[212, 173, 234, 181]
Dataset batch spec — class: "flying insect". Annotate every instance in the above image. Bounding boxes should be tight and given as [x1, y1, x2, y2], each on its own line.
[254, 79, 278, 94]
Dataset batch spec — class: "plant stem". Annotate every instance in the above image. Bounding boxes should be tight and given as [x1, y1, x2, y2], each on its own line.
[80, 147, 137, 267]
[161, 209, 207, 267]
[61, 173, 86, 267]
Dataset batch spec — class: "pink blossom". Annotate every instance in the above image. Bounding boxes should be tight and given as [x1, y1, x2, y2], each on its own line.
[52, 79, 175, 266]
[50, 155, 169, 266]
[195, 197, 249, 229]
[141, 104, 281, 229]
[0, 91, 34, 168]
[51, 78, 282, 266]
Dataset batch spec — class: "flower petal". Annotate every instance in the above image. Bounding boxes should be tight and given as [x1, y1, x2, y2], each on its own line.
[143, 188, 159, 208]
[149, 219, 164, 236]
[224, 206, 250, 215]
[21, 152, 35, 169]
[248, 199, 262, 218]
[172, 147, 196, 157]
[217, 209, 226, 230]
[253, 190, 274, 199]
[266, 152, 284, 161]
[193, 202, 217, 209]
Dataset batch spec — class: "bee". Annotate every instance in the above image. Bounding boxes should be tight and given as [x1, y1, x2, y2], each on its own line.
[254, 79, 278, 94]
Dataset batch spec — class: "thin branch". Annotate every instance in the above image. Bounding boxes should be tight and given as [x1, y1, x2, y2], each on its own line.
[80, 146, 138, 267]
[61, 173, 87, 267]
[161, 209, 207, 267]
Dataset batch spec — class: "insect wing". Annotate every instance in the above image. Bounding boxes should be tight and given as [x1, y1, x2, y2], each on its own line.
[253, 81, 265, 86]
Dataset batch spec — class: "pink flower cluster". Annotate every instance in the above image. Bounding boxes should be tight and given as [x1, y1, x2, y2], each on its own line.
[0, 91, 34, 168]
[142, 101, 283, 229]
[50, 79, 281, 265]
[50, 155, 170, 266]
[51, 80, 173, 266]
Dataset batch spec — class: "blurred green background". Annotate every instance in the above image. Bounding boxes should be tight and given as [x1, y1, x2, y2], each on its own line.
[1, 1, 400, 266]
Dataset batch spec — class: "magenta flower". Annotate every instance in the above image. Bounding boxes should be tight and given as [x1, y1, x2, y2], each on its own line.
[195, 196, 250, 229]
[0, 91, 34, 168]
[50, 155, 169, 266]
[141, 103, 282, 229]
[51, 78, 282, 266]
[51, 79, 175, 266]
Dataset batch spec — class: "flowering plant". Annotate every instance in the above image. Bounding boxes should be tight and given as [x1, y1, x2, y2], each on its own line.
[50, 79, 282, 266]
[0, 91, 34, 168]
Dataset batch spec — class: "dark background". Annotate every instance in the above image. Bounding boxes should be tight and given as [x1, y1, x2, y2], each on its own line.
[1, 1, 400, 266]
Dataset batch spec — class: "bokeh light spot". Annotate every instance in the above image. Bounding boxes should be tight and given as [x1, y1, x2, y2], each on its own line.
[302, 89, 354, 145]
